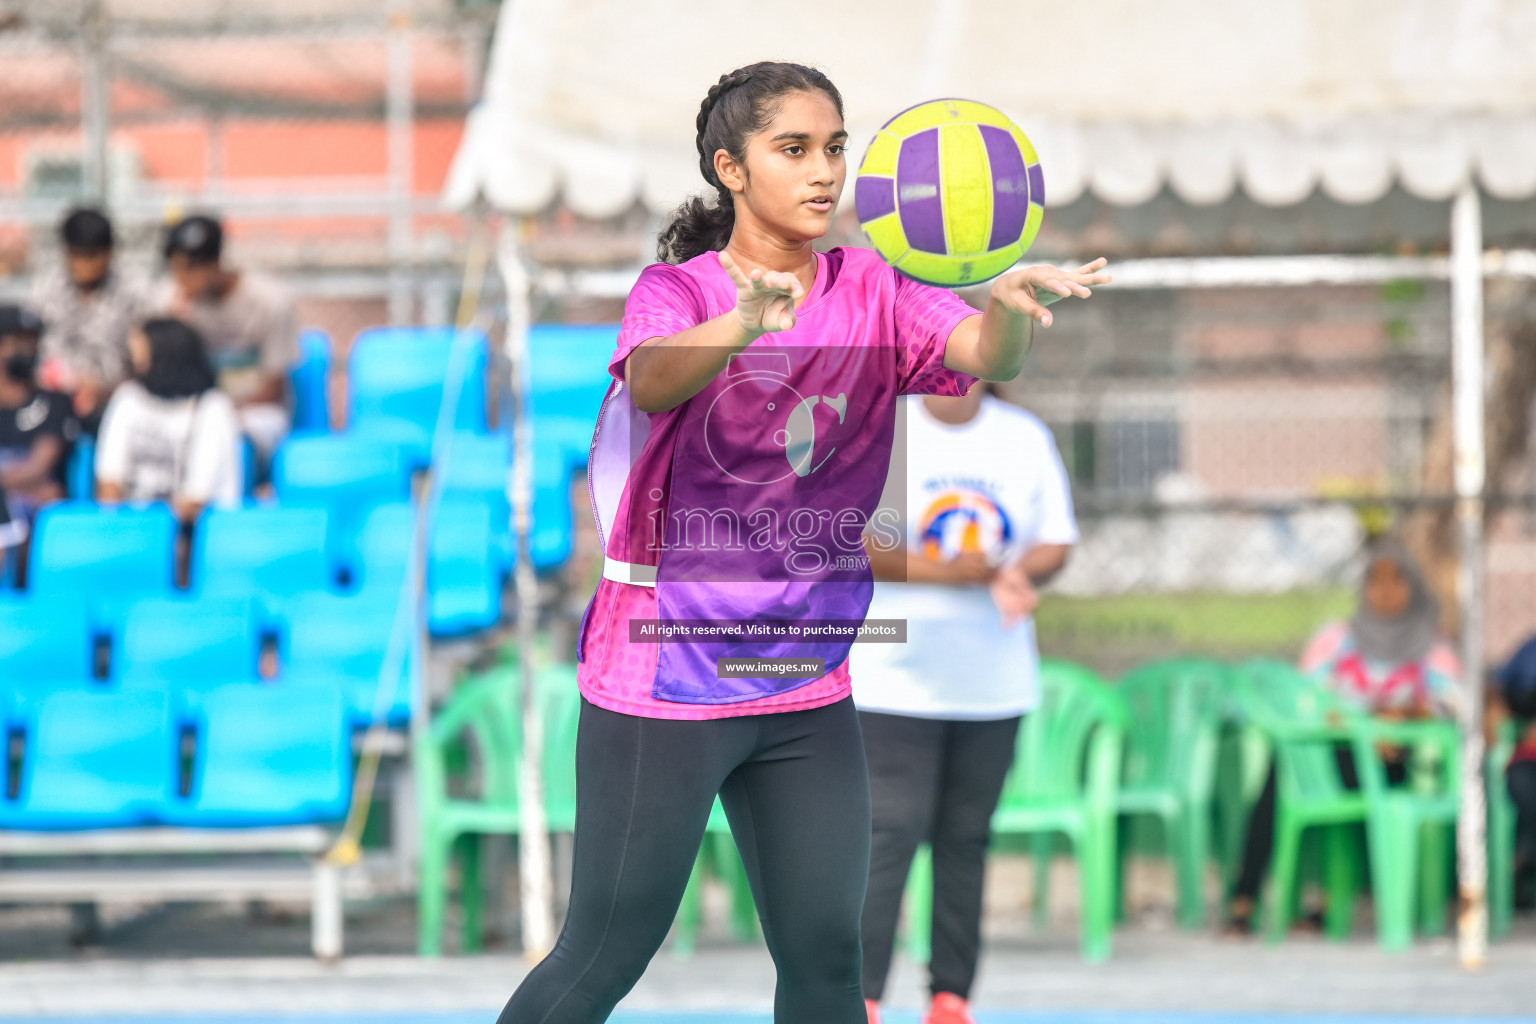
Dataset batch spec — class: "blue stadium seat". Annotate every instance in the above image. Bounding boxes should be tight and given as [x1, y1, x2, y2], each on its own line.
[425, 434, 571, 572]
[440, 429, 511, 497]
[65, 435, 96, 501]
[352, 499, 502, 636]
[441, 427, 573, 570]
[530, 438, 576, 570]
[527, 324, 613, 511]
[0, 596, 95, 696]
[527, 323, 618, 423]
[349, 500, 416, 595]
[281, 592, 416, 724]
[194, 505, 333, 611]
[532, 414, 596, 479]
[348, 327, 489, 457]
[0, 688, 176, 829]
[163, 681, 352, 826]
[240, 435, 257, 499]
[115, 597, 260, 695]
[440, 430, 511, 566]
[425, 496, 502, 634]
[291, 328, 332, 434]
[30, 503, 177, 625]
[271, 433, 412, 554]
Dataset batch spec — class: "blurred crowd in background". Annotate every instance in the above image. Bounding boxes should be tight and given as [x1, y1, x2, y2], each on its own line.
[0, 206, 294, 581]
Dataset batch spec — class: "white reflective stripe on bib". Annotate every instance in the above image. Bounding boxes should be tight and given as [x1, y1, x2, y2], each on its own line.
[602, 555, 657, 587]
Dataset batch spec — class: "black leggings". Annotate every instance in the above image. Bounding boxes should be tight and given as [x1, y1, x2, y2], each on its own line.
[497, 695, 871, 1024]
[1231, 746, 1406, 903]
[858, 710, 1021, 1002]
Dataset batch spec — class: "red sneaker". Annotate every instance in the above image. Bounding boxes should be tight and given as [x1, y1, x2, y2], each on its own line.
[923, 991, 977, 1024]
[865, 999, 882, 1024]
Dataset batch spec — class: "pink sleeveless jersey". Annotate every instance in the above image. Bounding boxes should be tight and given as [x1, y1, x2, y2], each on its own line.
[577, 246, 981, 720]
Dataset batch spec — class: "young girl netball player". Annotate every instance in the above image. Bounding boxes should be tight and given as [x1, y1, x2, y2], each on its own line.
[497, 61, 1109, 1024]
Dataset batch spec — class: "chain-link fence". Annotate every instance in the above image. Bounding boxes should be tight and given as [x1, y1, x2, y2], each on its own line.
[993, 276, 1536, 675]
[0, 0, 494, 343]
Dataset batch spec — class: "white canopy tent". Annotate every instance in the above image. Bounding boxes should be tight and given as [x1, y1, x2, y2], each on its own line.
[447, 0, 1536, 215]
[444, 0, 1536, 968]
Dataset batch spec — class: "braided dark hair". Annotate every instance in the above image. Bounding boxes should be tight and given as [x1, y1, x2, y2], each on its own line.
[656, 61, 844, 264]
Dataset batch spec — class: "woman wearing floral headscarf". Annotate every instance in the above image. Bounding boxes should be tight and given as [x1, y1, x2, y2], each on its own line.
[1223, 536, 1461, 934]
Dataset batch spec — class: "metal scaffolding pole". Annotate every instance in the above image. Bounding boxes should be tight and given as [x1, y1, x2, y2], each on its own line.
[498, 219, 555, 962]
[1451, 183, 1488, 970]
[386, 0, 417, 326]
[80, 0, 110, 204]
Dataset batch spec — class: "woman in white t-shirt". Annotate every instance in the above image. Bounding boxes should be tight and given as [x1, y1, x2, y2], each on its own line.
[96, 317, 242, 523]
[853, 382, 1077, 1024]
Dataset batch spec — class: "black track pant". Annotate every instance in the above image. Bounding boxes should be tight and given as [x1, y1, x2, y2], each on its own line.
[857, 710, 1021, 1002]
[1231, 746, 1407, 903]
[497, 695, 871, 1024]
[1509, 760, 1536, 871]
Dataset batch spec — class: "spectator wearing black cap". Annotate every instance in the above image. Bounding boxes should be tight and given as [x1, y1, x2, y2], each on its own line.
[153, 214, 297, 462]
[0, 305, 76, 584]
[28, 207, 149, 431]
[1491, 635, 1536, 908]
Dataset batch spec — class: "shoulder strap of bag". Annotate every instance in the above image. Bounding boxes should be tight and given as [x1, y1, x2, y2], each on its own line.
[178, 392, 204, 492]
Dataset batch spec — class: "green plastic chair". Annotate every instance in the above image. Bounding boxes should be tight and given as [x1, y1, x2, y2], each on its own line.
[905, 659, 1127, 963]
[1350, 715, 1460, 951]
[541, 669, 582, 834]
[670, 799, 760, 958]
[1353, 714, 1526, 950]
[416, 657, 521, 956]
[1231, 657, 1368, 943]
[1114, 658, 1227, 929]
[1488, 719, 1518, 940]
[415, 656, 580, 956]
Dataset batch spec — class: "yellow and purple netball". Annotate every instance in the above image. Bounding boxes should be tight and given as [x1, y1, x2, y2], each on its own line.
[854, 99, 1044, 288]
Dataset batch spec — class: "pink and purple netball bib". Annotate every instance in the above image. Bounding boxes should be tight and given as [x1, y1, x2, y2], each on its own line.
[585, 247, 980, 705]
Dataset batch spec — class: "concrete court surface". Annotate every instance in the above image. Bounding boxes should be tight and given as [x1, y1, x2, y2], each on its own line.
[1, 900, 1533, 1022]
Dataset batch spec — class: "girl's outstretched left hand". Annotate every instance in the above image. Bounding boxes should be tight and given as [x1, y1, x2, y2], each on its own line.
[989, 258, 1112, 328]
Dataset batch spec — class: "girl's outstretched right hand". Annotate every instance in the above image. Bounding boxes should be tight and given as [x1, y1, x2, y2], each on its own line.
[719, 249, 805, 335]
